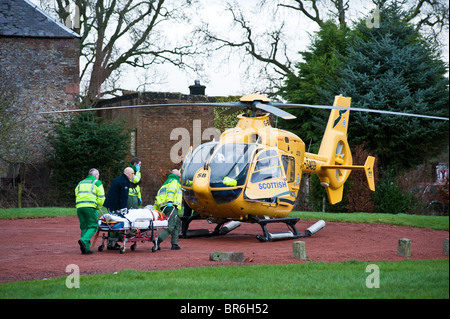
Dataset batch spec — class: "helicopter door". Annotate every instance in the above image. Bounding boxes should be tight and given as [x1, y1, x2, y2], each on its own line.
[281, 155, 295, 183]
[245, 149, 290, 201]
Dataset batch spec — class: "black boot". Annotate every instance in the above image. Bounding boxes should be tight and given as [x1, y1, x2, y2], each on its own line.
[152, 238, 161, 252]
[171, 244, 181, 250]
[78, 240, 87, 254]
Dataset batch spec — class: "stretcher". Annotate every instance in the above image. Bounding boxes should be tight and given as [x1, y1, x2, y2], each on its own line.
[97, 205, 168, 254]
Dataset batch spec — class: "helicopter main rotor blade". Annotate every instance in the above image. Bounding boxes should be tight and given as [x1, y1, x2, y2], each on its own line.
[37, 100, 298, 119]
[37, 102, 242, 114]
[37, 99, 448, 121]
[272, 103, 449, 121]
[254, 102, 296, 120]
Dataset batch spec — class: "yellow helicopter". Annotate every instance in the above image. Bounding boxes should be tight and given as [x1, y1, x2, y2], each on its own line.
[179, 94, 376, 241]
[39, 93, 448, 241]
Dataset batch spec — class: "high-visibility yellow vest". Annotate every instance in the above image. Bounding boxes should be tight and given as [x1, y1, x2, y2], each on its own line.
[154, 174, 182, 211]
[75, 176, 105, 209]
[129, 171, 141, 199]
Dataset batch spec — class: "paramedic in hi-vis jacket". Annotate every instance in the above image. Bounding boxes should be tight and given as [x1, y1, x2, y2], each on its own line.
[153, 169, 183, 251]
[128, 157, 142, 209]
[75, 168, 105, 255]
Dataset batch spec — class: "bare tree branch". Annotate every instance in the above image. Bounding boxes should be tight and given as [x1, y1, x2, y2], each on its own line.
[278, 0, 325, 27]
[198, 0, 448, 95]
[373, 0, 449, 45]
[197, 2, 295, 89]
[404, 0, 449, 40]
[48, 0, 199, 102]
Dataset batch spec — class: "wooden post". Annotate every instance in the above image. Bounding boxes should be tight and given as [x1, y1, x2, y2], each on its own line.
[397, 238, 411, 257]
[210, 252, 244, 262]
[292, 241, 307, 260]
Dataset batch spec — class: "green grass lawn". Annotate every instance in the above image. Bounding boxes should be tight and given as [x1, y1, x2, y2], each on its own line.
[289, 211, 449, 231]
[0, 207, 77, 219]
[0, 260, 448, 299]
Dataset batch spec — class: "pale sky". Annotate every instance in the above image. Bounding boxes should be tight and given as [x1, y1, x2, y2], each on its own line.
[30, 0, 449, 97]
[150, 0, 449, 97]
[123, 0, 319, 97]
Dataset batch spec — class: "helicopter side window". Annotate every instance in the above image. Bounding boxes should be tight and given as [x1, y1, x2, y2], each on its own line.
[181, 142, 218, 187]
[281, 155, 295, 183]
[251, 150, 283, 183]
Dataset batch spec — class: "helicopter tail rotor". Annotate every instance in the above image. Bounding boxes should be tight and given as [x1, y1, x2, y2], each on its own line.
[316, 96, 353, 204]
[313, 96, 376, 204]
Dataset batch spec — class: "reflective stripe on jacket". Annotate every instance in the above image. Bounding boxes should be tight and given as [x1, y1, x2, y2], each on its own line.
[154, 174, 182, 211]
[75, 176, 105, 209]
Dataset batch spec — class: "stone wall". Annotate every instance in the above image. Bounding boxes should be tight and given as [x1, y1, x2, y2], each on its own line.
[0, 36, 80, 164]
[0, 36, 80, 207]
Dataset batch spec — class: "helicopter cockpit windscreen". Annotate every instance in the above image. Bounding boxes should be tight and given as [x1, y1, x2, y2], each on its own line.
[209, 143, 257, 188]
[181, 141, 219, 187]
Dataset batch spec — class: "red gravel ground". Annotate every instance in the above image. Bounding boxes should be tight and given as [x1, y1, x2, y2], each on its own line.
[0, 216, 448, 283]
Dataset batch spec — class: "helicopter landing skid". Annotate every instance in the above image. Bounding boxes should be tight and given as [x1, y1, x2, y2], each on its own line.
[249, 216, 307, 242]
[250, 216, 326, 242]
[180, 213, 325, 242]
[180, 212, 224, 238]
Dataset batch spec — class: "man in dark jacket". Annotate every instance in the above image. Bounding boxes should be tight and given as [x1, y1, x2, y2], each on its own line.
[103, 167, 134, 250]
[104, 167, 134, 213]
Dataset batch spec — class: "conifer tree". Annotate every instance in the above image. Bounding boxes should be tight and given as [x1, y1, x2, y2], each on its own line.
[47, 112, 130, 205]
[336, 4, 449, 170]
[279, 21, 351, 150]
[282, 4, 448, 171]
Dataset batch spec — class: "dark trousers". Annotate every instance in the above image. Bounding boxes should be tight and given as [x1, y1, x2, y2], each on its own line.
[158, 206, 181, 245]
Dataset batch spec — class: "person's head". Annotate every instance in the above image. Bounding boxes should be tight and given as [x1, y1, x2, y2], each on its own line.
[171, 169, 181, 177]
[131, 157, 141, 166]
[124, 167, 135, 180]
[89, 168, 100, 179]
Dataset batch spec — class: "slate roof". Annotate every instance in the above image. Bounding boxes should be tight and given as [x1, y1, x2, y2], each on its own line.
[0, 0, 79, 38]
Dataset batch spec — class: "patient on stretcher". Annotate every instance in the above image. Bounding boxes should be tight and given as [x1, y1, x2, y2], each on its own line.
[100, 205, 167, 230]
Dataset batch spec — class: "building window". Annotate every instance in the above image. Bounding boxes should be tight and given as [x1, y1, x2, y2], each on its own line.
[130, 129, 137, 156]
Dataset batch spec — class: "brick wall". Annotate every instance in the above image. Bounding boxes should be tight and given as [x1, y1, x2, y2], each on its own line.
[97, 92, 217, 204]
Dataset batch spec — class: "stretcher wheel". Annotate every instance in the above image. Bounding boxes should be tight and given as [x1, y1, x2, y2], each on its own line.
[98, 245, 104, 252]
[120, 247, 126, 254]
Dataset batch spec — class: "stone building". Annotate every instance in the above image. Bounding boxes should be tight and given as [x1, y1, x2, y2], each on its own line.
[96, 87, 217, 204]
[0, 0, 80, 206]
[0, 0, 216, 207]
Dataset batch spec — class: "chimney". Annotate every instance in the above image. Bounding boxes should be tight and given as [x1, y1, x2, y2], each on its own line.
[189, 80, 206, 95]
